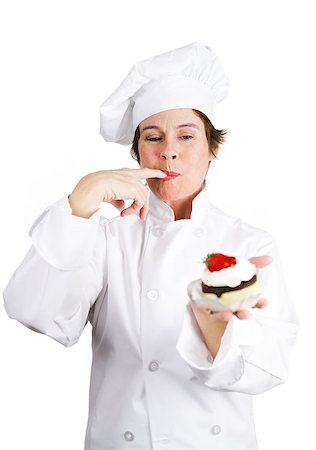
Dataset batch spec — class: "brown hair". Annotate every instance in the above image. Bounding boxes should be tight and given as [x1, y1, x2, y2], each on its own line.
[130, 109, 228, 164]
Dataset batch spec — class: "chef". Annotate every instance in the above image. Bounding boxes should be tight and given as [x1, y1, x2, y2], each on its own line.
[3, 43, 299, 450]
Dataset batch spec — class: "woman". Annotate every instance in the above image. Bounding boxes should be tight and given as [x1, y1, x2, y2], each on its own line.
[3, 43, 298, 450]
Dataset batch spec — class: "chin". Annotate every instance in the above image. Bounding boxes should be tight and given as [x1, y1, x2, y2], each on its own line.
[150, 182, 194, 203]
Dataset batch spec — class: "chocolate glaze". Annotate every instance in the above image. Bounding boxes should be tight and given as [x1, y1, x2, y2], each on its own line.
[202, 275, 257, 297]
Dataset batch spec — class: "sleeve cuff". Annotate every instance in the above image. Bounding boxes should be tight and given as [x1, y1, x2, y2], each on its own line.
[29, 195, 103, 270]
[176, 304, 264, 389]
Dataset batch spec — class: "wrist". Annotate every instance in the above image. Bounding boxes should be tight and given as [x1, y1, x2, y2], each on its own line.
[190, 302, 227, 332]
[68, 195, 99, 219]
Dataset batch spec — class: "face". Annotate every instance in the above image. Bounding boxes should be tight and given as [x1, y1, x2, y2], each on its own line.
[138, 108, 216, 203]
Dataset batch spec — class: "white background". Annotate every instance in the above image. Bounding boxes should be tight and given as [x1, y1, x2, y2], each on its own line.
[0, 1, 315, 449]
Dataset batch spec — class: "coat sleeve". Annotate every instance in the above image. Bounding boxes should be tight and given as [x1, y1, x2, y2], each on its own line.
[3, 196, 107, 347]
[176, 238, 299, 394]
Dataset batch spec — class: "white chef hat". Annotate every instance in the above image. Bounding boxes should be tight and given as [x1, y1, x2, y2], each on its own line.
[100, 42, 230, 146]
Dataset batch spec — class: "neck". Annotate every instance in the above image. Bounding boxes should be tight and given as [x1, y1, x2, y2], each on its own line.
[166, 187, 203, 220]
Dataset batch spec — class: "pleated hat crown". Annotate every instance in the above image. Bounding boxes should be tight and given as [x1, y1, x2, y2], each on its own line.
[100, 42, 230, 146]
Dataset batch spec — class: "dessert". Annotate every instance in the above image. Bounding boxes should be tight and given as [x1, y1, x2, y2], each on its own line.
[188, 253, 261, 312]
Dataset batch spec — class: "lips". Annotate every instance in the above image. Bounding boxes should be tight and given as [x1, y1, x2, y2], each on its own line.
[161, 170, 180, 181]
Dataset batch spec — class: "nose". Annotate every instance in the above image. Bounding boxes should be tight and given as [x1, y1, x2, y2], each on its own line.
[160, 145, 179, 161]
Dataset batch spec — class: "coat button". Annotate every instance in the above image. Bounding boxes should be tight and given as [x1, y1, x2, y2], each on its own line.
[147, 289, 159, 302]
[148, 360, 160, 372]
[152, 226, 163, 237]
[193, 227, 205, 238]
[210, 425, 221, 435]
[124, 431, 135, 441]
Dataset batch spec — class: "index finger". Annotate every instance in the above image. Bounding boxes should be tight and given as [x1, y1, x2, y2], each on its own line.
[131, 168, 167, 180]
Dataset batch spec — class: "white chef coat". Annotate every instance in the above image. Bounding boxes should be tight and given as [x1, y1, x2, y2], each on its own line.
[3, 184, 299, 450]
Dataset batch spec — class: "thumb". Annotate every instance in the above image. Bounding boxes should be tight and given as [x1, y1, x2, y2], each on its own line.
[249, 255, 273, 268]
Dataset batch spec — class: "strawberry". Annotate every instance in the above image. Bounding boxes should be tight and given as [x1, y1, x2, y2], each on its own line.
[203, 253, 237, 272]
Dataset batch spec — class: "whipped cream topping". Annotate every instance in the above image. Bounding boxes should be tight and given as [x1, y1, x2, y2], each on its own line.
[202, 258, 256, 288]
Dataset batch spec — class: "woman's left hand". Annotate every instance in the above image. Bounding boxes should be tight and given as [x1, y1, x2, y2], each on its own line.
[197, 255, 273, 322]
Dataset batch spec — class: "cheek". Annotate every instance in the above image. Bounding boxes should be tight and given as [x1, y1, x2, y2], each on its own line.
[138, 147, 155, 168]
[186, 146, 211, 168]
[140, 157, 155, 170]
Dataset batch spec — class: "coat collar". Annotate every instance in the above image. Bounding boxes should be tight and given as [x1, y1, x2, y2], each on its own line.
[148, 181, 211, 224]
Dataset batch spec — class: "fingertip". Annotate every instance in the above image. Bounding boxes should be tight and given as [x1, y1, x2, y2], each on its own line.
[139, 209, 146, 221]
[262, 255, 273, 265]
[215, 311, 232, 321]
[139, 204, 149, 220]
[152, 169, 168, 178]
[256, 298, 269, 308]
[236, 310, 250, 320]
[250, 255, 274, 268]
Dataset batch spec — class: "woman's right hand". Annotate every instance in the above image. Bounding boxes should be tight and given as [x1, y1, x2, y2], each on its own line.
[68, 168, 166, 220]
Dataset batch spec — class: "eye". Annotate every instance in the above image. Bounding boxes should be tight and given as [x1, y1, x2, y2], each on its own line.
[180, 135, 193, 140]
[145, 136, 162, 142]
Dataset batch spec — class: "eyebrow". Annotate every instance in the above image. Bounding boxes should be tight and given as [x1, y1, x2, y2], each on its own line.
[140, 123, 200, 134]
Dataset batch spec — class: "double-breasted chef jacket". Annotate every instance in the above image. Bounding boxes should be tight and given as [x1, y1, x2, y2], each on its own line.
[4, 183, 299, 450]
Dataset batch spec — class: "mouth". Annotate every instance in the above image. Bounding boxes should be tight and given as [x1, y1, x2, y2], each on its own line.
[161, 170, 181, 181]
